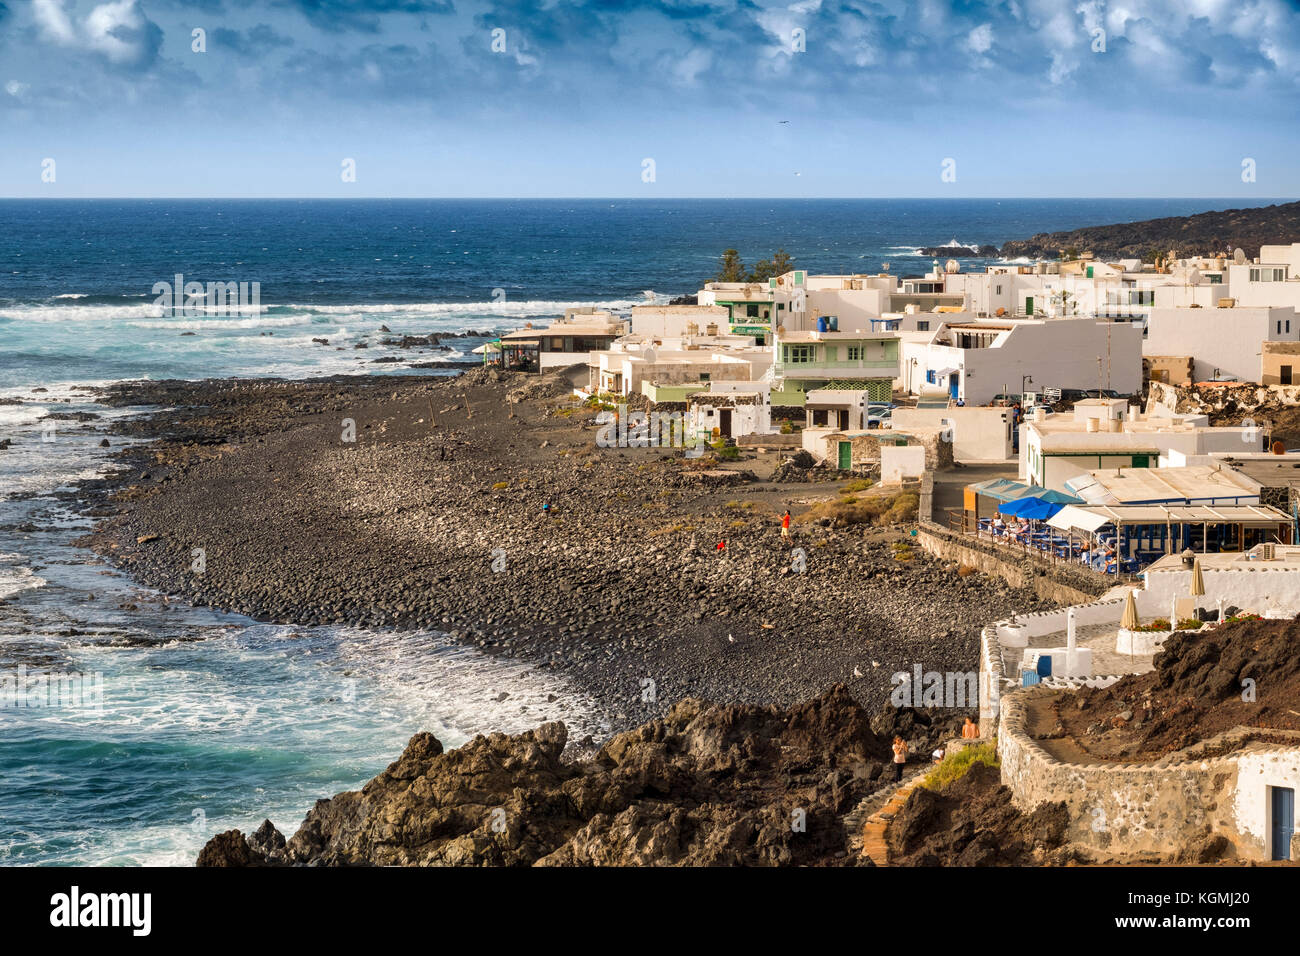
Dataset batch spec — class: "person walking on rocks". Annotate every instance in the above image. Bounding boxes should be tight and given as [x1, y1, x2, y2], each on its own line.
[891, 735, 908, 782]
[780, 510, 791, 540]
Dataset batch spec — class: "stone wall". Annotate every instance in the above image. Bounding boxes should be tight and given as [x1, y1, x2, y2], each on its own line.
[997, 686, 1300, 861]
[915, 521, 1109, 606]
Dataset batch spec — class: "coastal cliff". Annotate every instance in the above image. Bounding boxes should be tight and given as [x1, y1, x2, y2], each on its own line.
[997, 200, 1300, 260]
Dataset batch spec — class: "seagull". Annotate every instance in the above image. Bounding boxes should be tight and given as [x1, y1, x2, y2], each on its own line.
[871, 660, 880, 668]
[778, 119, 789, 124]
[727, 634, 735, 644]
[853, 666, 864, 678]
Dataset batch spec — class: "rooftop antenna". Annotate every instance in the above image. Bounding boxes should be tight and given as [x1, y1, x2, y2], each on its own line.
[1233, 248, 1247, 265]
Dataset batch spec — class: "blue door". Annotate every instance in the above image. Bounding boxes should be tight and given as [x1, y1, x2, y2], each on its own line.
[1273, 787, 1294, 861]
[949, 374, 959, 400]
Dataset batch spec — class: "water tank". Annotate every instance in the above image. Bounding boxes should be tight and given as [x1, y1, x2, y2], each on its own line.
[816, 316, 828, 333]
[828, 316, 839, 331]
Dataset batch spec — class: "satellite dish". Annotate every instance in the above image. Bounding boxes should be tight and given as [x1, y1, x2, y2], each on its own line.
[945, 259, 960, 274]
[642, 347, 657, 363]
[1233, 248, 1246, 265]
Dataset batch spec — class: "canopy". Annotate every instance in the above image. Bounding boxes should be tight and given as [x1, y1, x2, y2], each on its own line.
[969, 478, 1081, 506]
[999, 496, 1065, 520]
[1049, 503, 1291, 534]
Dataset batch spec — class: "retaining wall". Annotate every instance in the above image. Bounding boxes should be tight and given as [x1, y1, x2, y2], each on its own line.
[915, 521, 1109, 606]
[997, 686, 1300, 861]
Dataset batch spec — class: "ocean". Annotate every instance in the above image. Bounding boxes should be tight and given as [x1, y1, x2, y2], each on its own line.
[0, 197, 1283, 864]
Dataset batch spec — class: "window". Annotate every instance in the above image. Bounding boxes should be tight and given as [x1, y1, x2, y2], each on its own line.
[777, 303, 785, 311]
[847, 346, 860, 361]
[1250, 268, 1285, 282]
[762, 309, 770, 319]
[783, 345, 814, 363]
[1208, 274, 1222, 284]
[917, 321, 930, 331]
[1278, 321, 1283, 334]
[996, 284, 1003, 295]
[746, 304, 759, 318]
[1289, 320, 1293, 333]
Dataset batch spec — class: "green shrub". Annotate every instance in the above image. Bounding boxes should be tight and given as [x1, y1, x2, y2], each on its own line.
[842, 478, 874, 494]
[921, 742, 998, 792]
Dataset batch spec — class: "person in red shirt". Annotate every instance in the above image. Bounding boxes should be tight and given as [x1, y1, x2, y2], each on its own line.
[780, 510, 791, 539]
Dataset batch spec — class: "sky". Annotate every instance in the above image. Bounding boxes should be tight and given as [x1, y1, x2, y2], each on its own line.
[0, 0, 1297, 197]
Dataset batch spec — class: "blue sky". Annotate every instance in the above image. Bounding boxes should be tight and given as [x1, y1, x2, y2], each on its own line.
[0, 0, 1297, 197]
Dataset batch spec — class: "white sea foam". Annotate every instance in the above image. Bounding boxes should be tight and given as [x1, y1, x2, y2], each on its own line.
[0, 563, 47, 600]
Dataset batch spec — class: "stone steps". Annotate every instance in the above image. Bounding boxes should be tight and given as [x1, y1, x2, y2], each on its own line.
[859, 775, 925, 866]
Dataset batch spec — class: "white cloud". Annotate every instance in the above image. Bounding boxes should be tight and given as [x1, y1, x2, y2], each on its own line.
[967, 24, 993, 55]
[5, 80, 31, 98]
[31, 0, 158, 66]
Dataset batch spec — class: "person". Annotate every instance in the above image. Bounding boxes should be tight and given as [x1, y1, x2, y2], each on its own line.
[956, 397, 965, 407]
[780, 510, 791, 540]
[931, 747, 945, 764]
[542, 503, 551, 516]
[891, 735, 908, 782]
[962, 716, 979, 740]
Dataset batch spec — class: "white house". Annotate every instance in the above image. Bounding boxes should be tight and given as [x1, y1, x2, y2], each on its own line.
[1021, 400, 1264, 492]
[902, 317, 1143, 406]
[1145, 305, 1300, 383]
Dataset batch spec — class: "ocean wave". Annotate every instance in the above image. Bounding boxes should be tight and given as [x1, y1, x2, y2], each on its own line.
[0, 296, 656, 326]
[0, 564, 47, 600]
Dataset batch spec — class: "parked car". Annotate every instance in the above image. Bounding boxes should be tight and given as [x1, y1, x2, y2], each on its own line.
[867, 408, 892, 429]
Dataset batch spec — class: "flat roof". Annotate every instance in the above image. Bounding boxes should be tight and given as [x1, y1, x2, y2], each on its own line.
[1065, 464, 1261, 504]
[1146, 543, 1300, 573]
[778, 330, 893, 342]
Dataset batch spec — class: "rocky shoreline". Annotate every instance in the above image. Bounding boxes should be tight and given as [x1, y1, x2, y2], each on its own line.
[197, 686, 969, 867]
[76, 367, 1052, 737]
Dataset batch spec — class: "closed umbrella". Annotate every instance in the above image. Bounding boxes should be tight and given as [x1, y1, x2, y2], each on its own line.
[1120, 589, 1139, 630]
[1190, 556, 1206, 619]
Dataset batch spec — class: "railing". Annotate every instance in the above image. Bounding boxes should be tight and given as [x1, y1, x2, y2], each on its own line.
[943, 508, 1141, 581]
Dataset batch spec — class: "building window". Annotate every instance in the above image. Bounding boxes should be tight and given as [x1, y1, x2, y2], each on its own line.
[917, 321, 930, 331]
[783, 345, 814, 363]
[746, 304, 759, 318]
[1208, 274, 1222, 284]
[847, 346, 860, 361]
[777, 303, 785, 311]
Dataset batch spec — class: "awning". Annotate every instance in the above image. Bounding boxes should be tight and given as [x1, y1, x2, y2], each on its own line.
[969, 478, 1081, 506]
[932, 367, 959, 378]
[999, 496, 1066, 520]
[1049, 503, 1292, 534]
[1048, 505, 1112, 533]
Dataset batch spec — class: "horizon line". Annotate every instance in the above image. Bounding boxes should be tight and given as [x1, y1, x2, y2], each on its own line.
[0, 195, 1293, 202]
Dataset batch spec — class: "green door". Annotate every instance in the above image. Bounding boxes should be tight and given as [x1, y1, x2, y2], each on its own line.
[1132, 454, 1150, 468]
[837, 441, 852, 470]
[1025, 296, 1034, 316]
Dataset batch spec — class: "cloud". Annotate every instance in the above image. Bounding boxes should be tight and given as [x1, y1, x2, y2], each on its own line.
[32, 0, 163, 69]
[271, 0, 456, 33]
[213, 24, 296, 57]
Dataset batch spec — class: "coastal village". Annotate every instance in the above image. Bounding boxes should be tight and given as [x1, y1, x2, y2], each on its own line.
[454, 240, 1300, 865]
[94, 233, 1300, 867]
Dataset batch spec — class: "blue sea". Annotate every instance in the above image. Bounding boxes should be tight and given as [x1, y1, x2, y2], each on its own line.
[0, 197, 1286, 864]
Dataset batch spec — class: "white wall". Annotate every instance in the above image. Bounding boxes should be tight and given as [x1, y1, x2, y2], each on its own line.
[881, 445, 926, 483]
[1145, 306, 1300, 383]
[890, 406, 1012, 461]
